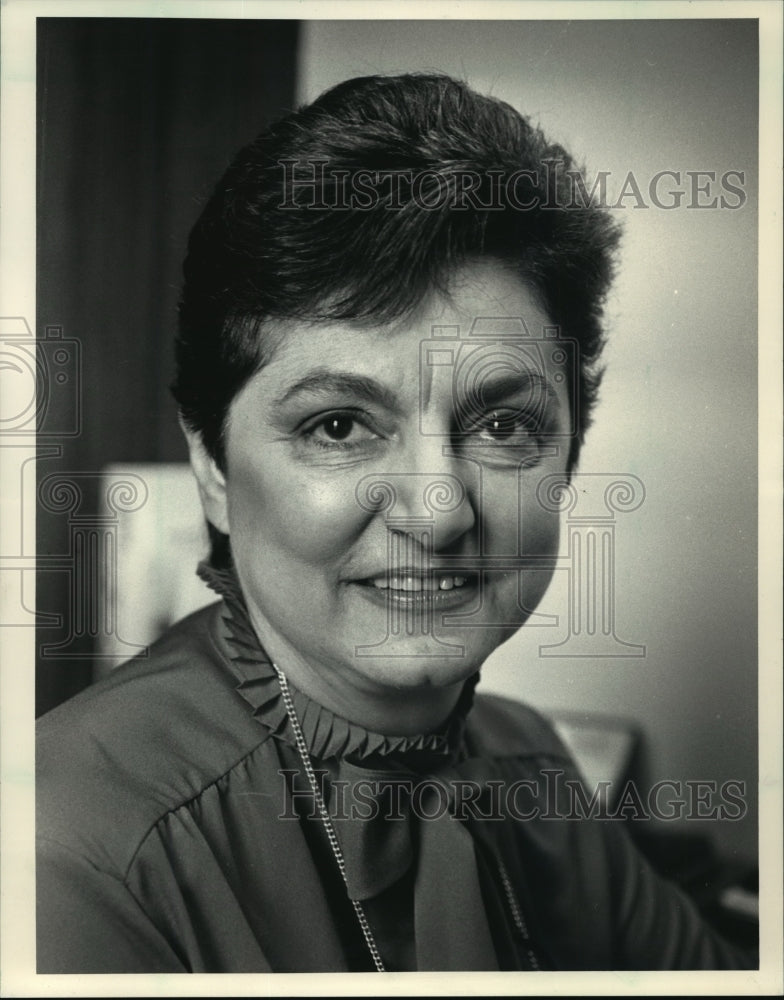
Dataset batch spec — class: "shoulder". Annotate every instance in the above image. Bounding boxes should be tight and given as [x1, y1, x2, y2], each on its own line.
[467, 690, 573, 763]
[37, 602, 269, 875]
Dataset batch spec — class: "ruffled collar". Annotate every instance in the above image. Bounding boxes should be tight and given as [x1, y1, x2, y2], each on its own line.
[198, 561, 478, 765]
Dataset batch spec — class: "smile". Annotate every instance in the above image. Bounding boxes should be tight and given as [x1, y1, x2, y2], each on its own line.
[369, 575, 470, 592]
[352, 571, 481, 611]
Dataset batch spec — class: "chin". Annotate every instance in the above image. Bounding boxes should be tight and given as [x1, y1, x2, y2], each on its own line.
[352, 639, 496, 691]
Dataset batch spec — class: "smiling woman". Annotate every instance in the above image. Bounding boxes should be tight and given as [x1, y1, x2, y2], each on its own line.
[35, 72, 755, 973]
[185, 263, 569, 735]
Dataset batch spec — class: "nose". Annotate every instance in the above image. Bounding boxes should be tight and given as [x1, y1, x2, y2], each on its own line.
[356, 440, 477, 553]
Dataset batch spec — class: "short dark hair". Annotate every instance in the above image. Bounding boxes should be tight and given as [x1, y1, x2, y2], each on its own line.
[173, 72, 621, 474]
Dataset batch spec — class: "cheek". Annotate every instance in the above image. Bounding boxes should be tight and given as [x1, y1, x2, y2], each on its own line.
[482, 474, 561, 557]
[521, 501, 561, 556]
[226, 458, 370, 566]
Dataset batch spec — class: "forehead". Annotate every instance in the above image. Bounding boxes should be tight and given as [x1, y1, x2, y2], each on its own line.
[260, 261, 556, 387]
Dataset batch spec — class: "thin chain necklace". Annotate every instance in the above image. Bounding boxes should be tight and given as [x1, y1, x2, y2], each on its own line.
[271, 661, 387, 972]
[497, 858, 541, 970]
[271, 660, 540, 973]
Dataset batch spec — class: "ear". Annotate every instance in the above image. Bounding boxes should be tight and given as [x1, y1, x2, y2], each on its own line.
[179, 416, 230, 535]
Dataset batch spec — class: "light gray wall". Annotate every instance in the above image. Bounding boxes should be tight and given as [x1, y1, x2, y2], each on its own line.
[298, 18, 758, 862]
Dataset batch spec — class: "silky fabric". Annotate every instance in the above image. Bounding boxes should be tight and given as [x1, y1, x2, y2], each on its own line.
[36, 583, 757, 972]
[204, 560, 503, 967]
[414, 786, 499, 971]
[322, 756, 499, 969]
[328, 761, 415, 900]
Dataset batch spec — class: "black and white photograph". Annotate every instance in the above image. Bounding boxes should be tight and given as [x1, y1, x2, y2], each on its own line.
[0, 0, 781, 994]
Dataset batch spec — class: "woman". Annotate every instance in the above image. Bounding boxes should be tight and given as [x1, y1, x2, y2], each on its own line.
[36, 73, 753, 973]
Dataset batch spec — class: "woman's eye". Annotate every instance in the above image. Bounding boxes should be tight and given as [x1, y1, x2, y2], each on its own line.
[482, 412, 523, 440]
[320, 415, 356, 441]
[301, 411, 380, 452]
[474, 410, 538, 445]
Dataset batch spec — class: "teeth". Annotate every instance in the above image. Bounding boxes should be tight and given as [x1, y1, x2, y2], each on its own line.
[370, 575, 470, 591]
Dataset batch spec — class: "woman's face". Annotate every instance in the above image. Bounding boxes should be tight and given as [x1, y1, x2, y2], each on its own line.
[191, 260, 572, 733]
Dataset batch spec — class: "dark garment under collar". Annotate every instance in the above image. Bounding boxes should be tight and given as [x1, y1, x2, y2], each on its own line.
[36, 584, 755, 972]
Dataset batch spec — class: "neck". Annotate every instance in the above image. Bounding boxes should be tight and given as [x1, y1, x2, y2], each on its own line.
[246, 608, 466, 737]
[198, 558, 472, 737]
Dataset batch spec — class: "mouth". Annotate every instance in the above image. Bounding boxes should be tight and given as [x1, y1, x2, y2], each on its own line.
[367, 573, 471, 593]
[351, 570, 480, 608]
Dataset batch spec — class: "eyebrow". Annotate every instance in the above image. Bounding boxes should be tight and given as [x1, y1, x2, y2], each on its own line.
[273, 367, 560, 415]
[459, 371, 561, 412]
[273, 369, 403, 412]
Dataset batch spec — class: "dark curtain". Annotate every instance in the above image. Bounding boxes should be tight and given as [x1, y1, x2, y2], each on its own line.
[36, 18, 300, 716]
